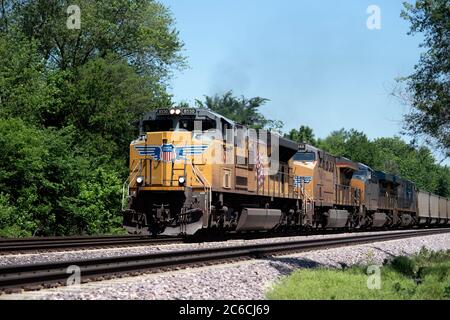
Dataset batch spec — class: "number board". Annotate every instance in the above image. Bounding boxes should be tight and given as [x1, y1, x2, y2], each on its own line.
[156, 108, 197, 116]
[156, 109, 170, 115]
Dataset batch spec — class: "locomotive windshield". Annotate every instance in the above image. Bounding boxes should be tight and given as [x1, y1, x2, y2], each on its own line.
[143, 119, 173, 132]
[178, 118, 216, 131]
[353, 169, 369, 181]
[293, 151, 316, 162]
[142, 118, 217, 132]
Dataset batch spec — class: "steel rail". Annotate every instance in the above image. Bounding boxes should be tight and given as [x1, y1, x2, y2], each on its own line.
[0, 228, 448, 292]
[0, 236, 183, 253]
[0, 235, 146, 242]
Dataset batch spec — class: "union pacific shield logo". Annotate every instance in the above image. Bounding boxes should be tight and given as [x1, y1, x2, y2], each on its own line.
[294, 176, 312, 187]
[161, 144, 175, 162]
[134, 144, 209, 162]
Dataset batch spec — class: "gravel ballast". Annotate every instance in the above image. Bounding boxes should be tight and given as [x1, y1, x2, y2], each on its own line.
[0, 229, 439, 267]
[1, 232, 449, 300]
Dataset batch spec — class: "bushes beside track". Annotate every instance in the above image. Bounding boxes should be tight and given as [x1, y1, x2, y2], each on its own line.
[0, 1, 184, 237]
[266, 249, 450, 300]
[0, 119, 125, 237]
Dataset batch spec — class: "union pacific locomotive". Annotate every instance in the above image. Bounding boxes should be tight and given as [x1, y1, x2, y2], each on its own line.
[122, 108, 450, 236]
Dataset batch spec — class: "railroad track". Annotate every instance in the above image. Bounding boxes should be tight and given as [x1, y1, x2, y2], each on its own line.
[1, 228, 449, 293]
[0, 235, 183, 254]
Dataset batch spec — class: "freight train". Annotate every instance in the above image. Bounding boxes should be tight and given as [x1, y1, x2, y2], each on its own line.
[122, 108, 450, 236]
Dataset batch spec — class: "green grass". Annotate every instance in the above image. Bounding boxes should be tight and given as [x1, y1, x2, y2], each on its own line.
[266, 249, 450, 300]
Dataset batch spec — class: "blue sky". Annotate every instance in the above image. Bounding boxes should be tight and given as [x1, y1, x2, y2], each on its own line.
[161, 1, 429, 149]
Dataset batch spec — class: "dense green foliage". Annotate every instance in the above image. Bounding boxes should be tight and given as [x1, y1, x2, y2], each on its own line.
[285, 125, 316, 145]
[398, 0, 449, 158]
[0, 0, 184, 237]
[0, 119, 125, 236]
[267, 249, 450, 300]
[195, 91, 284, 131]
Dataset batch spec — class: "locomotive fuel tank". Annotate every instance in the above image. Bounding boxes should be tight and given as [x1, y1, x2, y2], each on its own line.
[323, 209, 349, 228]
[235, 208, 282, 232]
[372, 212, 388, 227]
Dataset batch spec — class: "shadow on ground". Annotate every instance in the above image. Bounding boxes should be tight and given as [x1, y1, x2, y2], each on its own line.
[258, 256, 325, 276]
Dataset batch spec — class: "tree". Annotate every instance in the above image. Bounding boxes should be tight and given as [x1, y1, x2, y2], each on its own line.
[0, 0, 11, 32]
[435, 170, 450, 196]
[0, 118, 125, 236]
[373, 137, 447, 193]
[317, 129, 376, 166]
[317, 129, 348, 159]
[1, 0, 185, 154]
[0, 193, 22, 237]
[64, 54, 171, 157]
[285, 125, 316, 145]
[0, 34, 54, 123]
[397, 0, 450, 158]
[344, 130, 378, 167]
[1, 1, 184, 132]
[0, 118, 71, 236]
[195, 90, 283, 130]
[60, 166, 124, 235]
[0, 1, 184, 236]
[7, 0, 185, 73]
[266, 120, 284, 135]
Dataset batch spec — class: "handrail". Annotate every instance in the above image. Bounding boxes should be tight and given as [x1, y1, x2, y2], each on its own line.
[121, 160, 141, 211]
[335, 183, 360, 206]
[295, 183, 313, 226]
[190, 161, 212, 214]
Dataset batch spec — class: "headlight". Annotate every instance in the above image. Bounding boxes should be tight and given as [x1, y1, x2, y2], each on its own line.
[136, 176, 144, 185]
[175, 109, 181, 115]
[169, 109, 176, 115]
[178, 176, 186, 186]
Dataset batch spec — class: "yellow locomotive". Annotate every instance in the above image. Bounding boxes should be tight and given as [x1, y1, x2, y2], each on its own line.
[122, 108, 450, 236]
[122, 107, 302, 235]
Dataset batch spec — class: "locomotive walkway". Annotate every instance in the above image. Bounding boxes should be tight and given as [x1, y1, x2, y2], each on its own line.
[0, 228, 449, 293]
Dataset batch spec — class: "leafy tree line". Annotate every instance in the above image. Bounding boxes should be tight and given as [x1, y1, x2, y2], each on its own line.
[0, 0, 184, 237]
[396, 0, 449, 158]
[194, 90, 284, 132]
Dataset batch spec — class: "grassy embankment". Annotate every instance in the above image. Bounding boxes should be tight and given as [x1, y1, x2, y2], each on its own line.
[267, 249, 450, 300]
